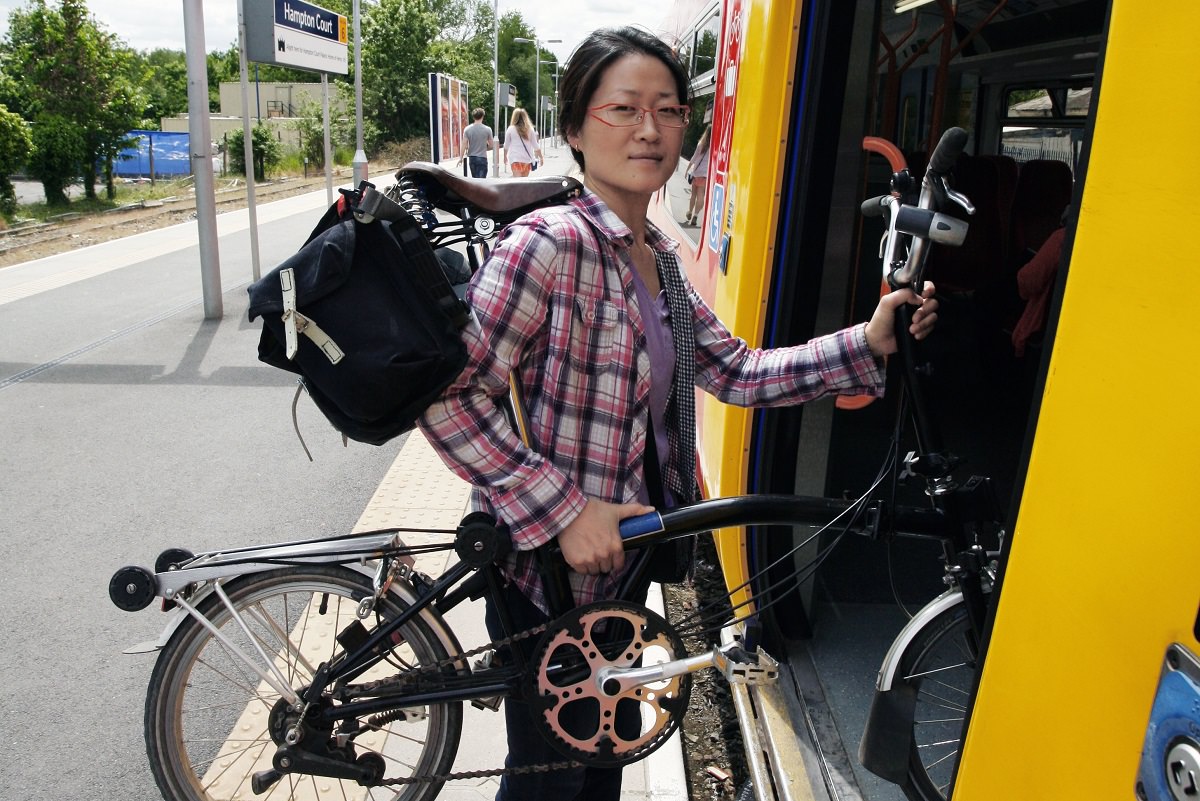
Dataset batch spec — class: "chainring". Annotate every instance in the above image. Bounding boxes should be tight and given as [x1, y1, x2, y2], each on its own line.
[526, 601, 691, 767]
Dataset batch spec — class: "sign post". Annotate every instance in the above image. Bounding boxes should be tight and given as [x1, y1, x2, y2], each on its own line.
[240, 0, 349, 274]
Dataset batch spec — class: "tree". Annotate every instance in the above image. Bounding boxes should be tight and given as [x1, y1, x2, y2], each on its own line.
[497, 12, 538, 124]
[361, 0, 439, 145]
[138, 49, 190, 126]
[0, 0, 146, 201]
[0, 104, 31, 215]
[227, 124, 283, 181]
[27, 113, 84, 206]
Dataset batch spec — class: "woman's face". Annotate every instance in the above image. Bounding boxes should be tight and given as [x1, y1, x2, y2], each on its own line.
[569, 53, 685, 207]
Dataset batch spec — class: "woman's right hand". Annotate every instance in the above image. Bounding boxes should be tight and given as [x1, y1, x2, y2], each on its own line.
[558, 499, 655, 575]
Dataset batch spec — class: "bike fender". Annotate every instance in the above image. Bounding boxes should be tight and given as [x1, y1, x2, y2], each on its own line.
[874, 588, 963, 691]
[122, 605, 191, 654]
[858, 589, 963, 787]
[859, 679, 917, 785]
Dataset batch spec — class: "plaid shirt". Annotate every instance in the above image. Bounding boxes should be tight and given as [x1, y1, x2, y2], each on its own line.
[418, 191, 885, 612]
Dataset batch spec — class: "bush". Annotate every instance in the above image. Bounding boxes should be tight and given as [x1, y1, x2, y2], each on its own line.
[0, 106, 32, 216]
[28, 114, 85, 207]
[227, 123, 283, 181]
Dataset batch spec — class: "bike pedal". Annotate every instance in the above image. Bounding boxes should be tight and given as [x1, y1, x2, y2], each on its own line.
[720, 645, 780, 686]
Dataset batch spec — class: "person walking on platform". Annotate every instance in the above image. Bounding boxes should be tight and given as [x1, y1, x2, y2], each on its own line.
[503, 108, 541, 177]
[684, 123, 711, 226]
[420, 25, 939, 801]
[459, 108, 495, 178]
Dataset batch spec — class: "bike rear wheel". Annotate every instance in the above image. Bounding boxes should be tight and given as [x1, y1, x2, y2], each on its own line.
[145, 565, 462, 801]
[898, 595, 985, 801]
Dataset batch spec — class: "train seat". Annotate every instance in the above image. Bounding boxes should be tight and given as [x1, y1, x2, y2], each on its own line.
[924, 153, 1005, 294]
[1008, 158, 1073, 267]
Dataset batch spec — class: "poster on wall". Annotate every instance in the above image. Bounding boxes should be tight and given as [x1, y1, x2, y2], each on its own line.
[429, 72, 470, 163]
[453, 80, 468, 158]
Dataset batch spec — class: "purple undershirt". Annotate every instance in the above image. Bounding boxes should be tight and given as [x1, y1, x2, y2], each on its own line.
[629, 265, 677, 509]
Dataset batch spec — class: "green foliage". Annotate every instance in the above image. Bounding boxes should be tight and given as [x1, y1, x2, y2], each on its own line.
[0, 0, 553, 212]
[0, 104, 32, 215]
[1, 0, 147, 201]
[497, 12, 538, 123]
[361, 0, 439, 145]
[28, 113, 85, 206]
[139, 49, 190, 124]
[293, 99, 330, 167]
[227, 123, 284, 181]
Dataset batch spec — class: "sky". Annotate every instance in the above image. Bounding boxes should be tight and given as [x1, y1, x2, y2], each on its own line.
[0, 0, 667, 64]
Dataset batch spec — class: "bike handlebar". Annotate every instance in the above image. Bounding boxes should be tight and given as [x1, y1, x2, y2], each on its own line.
[616, 495, 861, 550]
[866, 126, 970, 288]
[927, 127, 968, 176]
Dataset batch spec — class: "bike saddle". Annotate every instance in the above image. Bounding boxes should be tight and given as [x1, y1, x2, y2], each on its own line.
[395, 161, 582, 215]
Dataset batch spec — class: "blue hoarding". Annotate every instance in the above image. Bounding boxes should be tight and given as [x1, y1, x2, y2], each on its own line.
[114, 131, 192, 178]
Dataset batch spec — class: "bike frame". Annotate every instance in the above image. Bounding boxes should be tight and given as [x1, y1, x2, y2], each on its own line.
[115, 129, 998, 800]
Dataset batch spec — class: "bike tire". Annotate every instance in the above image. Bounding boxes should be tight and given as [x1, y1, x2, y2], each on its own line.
[144, 565, 463, 801]
[897, 594, 987, 801]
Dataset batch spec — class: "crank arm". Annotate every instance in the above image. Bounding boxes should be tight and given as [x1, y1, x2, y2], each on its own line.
[594, 642, 779, 695]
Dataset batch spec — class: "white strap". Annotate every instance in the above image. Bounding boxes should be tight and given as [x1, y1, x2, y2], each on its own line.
[279, 267, 345, 365]
[281, 268, 299, 359]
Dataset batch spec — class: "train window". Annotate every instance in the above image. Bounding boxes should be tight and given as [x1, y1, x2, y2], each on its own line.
[692, 13, 719, 82]
[1001, 85, 1091, 170]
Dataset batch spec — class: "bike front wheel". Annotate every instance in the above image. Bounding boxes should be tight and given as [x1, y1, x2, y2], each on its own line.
[898, 594, 987, 801]
[145, 565, 463, 801]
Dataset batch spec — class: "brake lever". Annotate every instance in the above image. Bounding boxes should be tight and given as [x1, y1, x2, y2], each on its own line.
[937, 175, 976, 215]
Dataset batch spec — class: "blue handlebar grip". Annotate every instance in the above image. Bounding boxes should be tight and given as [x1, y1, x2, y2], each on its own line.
[618, 512, 665, 540]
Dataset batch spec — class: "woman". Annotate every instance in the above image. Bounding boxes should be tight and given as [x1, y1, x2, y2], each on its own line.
[684, 123, 711, 226]
[503, 107, 542, 177]
[420, 26, 937, 801]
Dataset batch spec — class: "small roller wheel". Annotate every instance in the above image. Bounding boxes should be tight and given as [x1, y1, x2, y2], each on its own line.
[109, 565, 157, 611]
[355, 751, 386, 786]
[154, 548, 194, 574]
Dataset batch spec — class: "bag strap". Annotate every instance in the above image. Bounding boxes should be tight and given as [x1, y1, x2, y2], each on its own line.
[356, 186, 472, 330]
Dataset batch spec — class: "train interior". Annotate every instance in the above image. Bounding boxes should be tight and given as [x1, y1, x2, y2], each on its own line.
[747, 1, 1105, 797]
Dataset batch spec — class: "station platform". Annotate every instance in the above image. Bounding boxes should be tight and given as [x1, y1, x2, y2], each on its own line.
[0, 140, 692, 801]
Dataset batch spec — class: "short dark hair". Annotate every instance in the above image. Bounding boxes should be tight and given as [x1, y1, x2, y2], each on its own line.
[558, 27, 690, 171]
[472, 107, 485, 120]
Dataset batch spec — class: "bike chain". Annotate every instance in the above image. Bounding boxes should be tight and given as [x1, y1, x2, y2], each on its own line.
[341, 619, 587, 786]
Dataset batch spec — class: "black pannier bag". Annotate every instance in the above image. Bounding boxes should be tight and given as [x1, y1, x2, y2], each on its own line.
[247, 183, 471, 447]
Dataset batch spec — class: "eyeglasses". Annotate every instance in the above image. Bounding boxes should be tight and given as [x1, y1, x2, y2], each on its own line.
[587, 103, 691, 129]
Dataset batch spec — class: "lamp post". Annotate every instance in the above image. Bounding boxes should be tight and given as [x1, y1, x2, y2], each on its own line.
[513, 36, 560, 141]
[352, 0, 368, 186]
[492, 0, 499, 175]
[539, 58, 559, 144]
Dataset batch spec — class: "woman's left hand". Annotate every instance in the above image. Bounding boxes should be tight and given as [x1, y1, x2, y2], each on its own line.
[864, 282, 939, 357]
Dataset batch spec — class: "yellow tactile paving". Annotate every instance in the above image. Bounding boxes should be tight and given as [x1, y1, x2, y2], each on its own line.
[198, 432, 472, 801]
[202, 597, 401, 801]
[353, 431, 473, 576]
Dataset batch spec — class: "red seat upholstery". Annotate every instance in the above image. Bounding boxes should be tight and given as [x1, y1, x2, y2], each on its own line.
[1009, 159, 1073, 265]
[978, 154, 1019, 265]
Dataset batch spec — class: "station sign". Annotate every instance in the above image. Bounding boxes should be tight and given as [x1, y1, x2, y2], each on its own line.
[244, 0, 349, 75]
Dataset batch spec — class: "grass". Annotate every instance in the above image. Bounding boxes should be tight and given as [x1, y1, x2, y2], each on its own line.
[12, 177, 197, 223]
[9, 163, 339, 224]
[7, 137, 427, 226]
